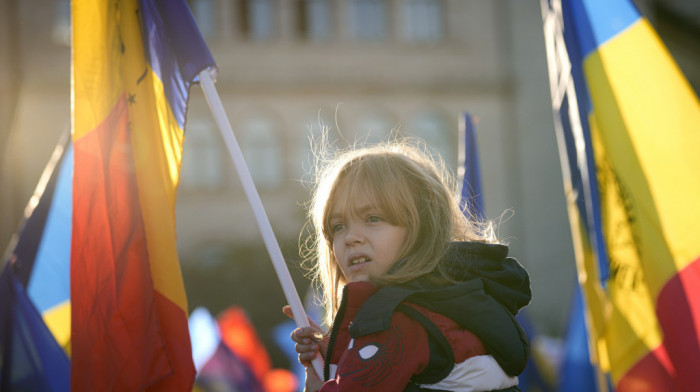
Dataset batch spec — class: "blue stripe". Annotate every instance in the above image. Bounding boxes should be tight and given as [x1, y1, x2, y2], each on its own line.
[27, 146, 73, 312]
[559, 0, 612, 282]
[564, 0, 640, 58]
[460, 113, 484, 219]
[557, 283, 600, 392]
[0, 267, 70, 391]
[138, 0, 216, 129]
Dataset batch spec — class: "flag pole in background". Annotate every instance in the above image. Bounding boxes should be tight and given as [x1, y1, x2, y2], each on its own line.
[198, 69, 325, 379]
[541, 0, 700, 390]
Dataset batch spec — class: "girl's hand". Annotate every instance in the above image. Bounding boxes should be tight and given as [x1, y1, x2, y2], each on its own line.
[282, 305, 328, 367]
[304, 366, 323, 392]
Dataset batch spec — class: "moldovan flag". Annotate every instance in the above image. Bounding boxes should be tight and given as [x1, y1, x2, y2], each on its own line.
[71, 0, 215, 390]
[542, 0, 700, 391]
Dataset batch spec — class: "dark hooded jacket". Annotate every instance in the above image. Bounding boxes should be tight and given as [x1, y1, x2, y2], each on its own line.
[322, 241, 531, 391]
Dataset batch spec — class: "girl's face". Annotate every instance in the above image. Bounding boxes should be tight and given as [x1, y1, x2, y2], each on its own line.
[328, 192, 408, 283]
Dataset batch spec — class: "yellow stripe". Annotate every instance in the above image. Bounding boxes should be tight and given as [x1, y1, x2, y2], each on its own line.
[43, 301, 72, 356]
[72, 0, 124, 140]
[564, 188, 610, 375]
[584, 17, 700, 382]
[592, 125, 662, 381]
[118, 0, 187, 312]
[586, 18, 700, 294]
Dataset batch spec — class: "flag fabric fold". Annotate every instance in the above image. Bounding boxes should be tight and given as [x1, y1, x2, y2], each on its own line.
[71, 0, 215, 390]
[542, 0, 700, 390]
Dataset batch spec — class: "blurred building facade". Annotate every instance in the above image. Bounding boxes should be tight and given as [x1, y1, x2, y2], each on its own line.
[1, 0, 698, 346]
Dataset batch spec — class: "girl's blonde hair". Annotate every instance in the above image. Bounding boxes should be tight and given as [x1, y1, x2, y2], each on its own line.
[302, 138, 497, 326]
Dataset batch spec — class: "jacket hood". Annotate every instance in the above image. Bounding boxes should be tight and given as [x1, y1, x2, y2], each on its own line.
[441, 241, 531, 315]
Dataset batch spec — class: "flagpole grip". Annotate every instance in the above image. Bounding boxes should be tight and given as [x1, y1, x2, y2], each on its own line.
[198, 69, 325, 379]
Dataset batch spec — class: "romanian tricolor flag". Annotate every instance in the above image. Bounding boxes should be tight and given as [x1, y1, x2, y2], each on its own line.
[71, 0, 215, 390]
[542, 0, 700, 391]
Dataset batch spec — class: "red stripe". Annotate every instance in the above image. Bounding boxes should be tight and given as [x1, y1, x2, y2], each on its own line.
[147, 291, 196, 391]
[71, 95, 171, 390]
[618, 257, 700, 392]
[616, 345, 674, 391]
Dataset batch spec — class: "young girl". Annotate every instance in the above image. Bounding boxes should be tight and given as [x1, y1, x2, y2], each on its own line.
[285, 139, 531, 391]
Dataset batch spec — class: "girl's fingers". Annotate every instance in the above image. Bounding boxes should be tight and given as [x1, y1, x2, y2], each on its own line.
[295, 341, 319, 355]
[298, 350, 318, 364]
[290, 327, 309, 343]
[284, 305, 327, 368]
[291, 327, 324, 344]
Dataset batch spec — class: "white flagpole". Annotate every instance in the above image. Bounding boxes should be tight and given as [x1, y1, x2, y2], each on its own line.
[539, 1, 608, 391]
[198, 68, 324, 379]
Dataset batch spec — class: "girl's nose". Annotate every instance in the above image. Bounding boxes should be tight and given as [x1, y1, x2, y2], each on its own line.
[344, 223, 364, 245]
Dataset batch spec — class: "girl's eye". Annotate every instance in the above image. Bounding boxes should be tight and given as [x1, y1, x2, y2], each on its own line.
[331, 223, 344, 233]
[368, 215, 382, 223]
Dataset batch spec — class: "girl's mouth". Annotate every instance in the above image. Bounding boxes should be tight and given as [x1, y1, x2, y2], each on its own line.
[351, 257, 371, 265]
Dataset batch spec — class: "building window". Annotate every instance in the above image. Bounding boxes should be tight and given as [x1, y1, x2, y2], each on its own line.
[240, 0, 276, 41]
[240, 115, 283, 189]
[296, 0, 333, 41]
[401, 0, 444, 43]
[409, 111, 454, 166]
[190, 0, 217, 39]
[347, 0, 388, 41]
[180, 118, 224, 192]
[52, 0, 71, 46]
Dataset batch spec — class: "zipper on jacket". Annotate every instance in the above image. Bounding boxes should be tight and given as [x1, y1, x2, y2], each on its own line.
[323, 285, 349, 382]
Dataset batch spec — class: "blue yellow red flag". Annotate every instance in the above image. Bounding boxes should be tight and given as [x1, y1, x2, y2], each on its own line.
[71, 0, 215, 390]
[542, 0, 700, 390]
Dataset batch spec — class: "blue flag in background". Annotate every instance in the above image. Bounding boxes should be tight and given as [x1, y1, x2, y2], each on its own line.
[17, 141, 72, 352]
[3, 135, 72, 352]
[459, 113, 484, 220]
[558, 284, 600, 392]
[1, 137, 71, 392]
[0, 266, 70, 392]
